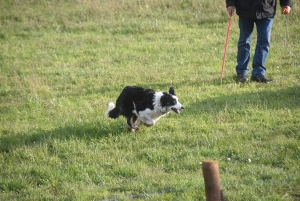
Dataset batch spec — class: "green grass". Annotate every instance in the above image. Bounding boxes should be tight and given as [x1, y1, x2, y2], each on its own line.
[0, 0, 300, 200]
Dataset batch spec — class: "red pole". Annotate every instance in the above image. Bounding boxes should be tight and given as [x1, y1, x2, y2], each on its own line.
[220, 11, 233, 84]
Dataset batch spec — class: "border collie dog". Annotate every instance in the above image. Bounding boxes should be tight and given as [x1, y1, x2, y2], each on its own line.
[106, 86, 184, 131]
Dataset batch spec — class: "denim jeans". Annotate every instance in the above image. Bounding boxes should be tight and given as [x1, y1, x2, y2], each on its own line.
[236, 17, 274, 77]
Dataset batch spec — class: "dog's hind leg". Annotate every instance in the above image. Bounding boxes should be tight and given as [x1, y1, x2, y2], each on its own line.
[126, 114, 137, 132]
[126, 124, 136, 132]
[131, 115, 141, 130]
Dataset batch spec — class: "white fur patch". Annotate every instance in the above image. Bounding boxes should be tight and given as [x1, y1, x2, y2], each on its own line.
[105, 102, 115, 116]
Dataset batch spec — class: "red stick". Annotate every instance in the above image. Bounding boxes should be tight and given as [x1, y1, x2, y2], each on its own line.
[220, 12, 233, 83]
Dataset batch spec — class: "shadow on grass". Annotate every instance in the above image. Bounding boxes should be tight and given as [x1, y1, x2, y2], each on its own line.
[0, 120, 126, 153]
[1, 84, 299, 153]
[188, 85, 300, 113]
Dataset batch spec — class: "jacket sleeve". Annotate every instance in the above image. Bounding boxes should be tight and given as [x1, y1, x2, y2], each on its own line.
[226, 0, 236, 8]
[280, 0, 292, 7]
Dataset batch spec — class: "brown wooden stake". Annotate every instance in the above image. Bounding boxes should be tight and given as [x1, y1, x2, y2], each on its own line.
[202, 160, 224, 201]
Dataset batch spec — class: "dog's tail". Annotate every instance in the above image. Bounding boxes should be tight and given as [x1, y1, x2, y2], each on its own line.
[106, 102, 120, 119]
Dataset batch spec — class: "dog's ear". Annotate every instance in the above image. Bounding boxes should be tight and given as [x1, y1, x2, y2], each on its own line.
[169, 87, 175, 95]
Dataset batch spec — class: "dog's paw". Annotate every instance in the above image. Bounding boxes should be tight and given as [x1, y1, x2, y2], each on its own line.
[126, 124, 139, 132]
[128, 128, 136, 132]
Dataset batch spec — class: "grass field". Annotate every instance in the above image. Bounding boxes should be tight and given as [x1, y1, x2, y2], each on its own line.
[0, 0, 300, 200]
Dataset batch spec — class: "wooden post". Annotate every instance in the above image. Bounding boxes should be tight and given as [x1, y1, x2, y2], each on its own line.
[202, 160, 224, 201]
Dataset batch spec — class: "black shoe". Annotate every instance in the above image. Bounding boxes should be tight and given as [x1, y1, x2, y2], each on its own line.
[237, 74, 248, 83]
[250, 76, 273, 83]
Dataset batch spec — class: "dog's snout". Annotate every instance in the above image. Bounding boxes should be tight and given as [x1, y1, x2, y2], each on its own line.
[181, 106, 184, 110]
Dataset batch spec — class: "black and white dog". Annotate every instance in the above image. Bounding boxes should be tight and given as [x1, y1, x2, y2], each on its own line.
[106, 86, 184, 131]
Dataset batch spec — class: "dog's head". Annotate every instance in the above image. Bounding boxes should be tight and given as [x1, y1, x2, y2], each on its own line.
[160, 87, 184, 114]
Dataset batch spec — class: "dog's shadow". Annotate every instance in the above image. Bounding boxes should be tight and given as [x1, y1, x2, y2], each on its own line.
[0, 121, 125, 153]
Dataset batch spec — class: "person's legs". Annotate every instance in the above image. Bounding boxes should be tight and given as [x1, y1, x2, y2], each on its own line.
[252, 17, 274, 77]
[236, 17, 255, 75]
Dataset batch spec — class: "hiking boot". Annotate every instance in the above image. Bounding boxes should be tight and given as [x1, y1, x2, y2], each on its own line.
[250, 76, 273, 83]
[237, 74, 248, 83]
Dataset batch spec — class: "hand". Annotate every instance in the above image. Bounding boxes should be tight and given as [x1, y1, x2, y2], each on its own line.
[282, 6, 291, 15]
[227, 6, 235, 16]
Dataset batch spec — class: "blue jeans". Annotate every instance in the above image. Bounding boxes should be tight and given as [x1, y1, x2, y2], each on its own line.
[236, 17, 274, 77]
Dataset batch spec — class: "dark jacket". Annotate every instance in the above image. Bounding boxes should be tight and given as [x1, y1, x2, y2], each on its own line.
[226, 0, 292, 19]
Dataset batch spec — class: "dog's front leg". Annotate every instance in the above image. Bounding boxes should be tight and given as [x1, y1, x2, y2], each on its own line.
[142, 118, 155, 127]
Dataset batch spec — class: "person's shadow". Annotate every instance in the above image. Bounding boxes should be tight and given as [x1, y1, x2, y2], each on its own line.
[187, 85, 300, 121]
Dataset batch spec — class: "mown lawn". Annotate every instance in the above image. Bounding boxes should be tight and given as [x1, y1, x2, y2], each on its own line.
[0, 0, 299, 200]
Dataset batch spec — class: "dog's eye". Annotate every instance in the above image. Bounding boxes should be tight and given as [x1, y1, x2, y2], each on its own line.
[173, 99, 177, 104]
